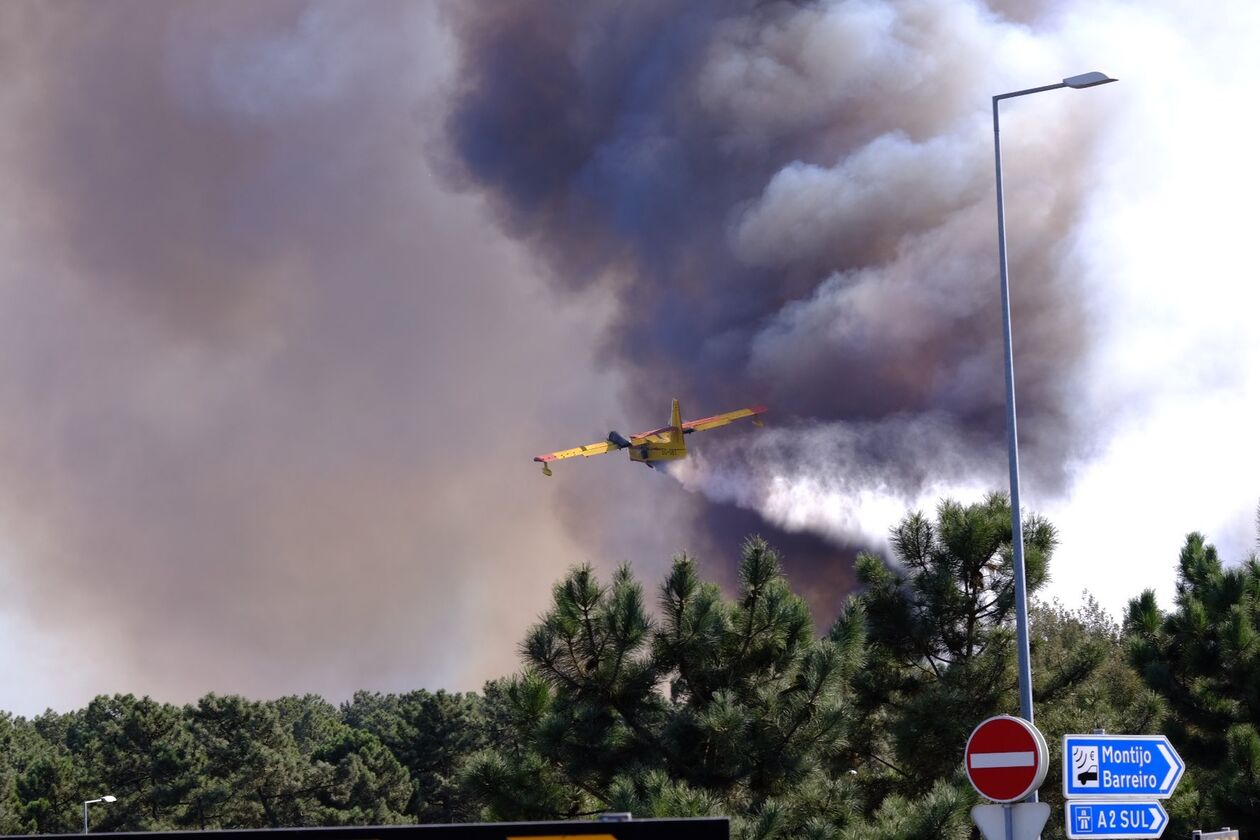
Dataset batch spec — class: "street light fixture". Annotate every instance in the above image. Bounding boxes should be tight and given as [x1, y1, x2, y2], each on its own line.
[991, 70, 1116, 739]
[82, 795, 116, 834]
[1064, 71, 1117, 89]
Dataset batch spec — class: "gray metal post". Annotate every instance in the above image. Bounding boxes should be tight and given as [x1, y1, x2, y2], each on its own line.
[992, 88, 1050, 731]
[989, 77, 1116, 750]
[82, 797, 113, 833]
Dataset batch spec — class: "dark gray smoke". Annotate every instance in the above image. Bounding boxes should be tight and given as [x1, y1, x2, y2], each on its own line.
[441, 1, 1108, 568]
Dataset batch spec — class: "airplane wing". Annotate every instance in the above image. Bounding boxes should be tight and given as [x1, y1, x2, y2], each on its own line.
[534, 440, 622, 464]
[630, 404, 767, 442]
[682, 404, 768, 433]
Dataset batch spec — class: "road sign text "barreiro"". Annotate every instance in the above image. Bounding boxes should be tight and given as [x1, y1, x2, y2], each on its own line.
[1062, 735, 1184, 800]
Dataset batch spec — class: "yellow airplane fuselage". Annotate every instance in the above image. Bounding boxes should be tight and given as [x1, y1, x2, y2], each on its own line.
[629, 438, 687, 464]
[629, 397, 686, 464]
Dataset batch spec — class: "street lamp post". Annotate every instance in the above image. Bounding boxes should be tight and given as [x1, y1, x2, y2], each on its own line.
[992, 70, 1116, 735]
[82, 795, 116, 833]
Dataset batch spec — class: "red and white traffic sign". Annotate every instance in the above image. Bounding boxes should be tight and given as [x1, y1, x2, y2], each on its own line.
[965, 715, 1049, 803]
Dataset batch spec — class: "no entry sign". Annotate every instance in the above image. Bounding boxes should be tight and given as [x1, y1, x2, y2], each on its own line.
[965, 715, 1049, 803]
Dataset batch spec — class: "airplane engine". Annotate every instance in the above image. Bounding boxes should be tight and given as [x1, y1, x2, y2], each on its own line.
[607, 431, 632, 449]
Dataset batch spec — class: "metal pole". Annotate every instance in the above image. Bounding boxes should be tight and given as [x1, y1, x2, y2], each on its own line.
[83, 801, 89, 834]
[985, 70, 1114, 826]
[993, 94, 1035, 730]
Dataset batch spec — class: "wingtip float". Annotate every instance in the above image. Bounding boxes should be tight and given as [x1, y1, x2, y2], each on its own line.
[533, 399, 767, 476]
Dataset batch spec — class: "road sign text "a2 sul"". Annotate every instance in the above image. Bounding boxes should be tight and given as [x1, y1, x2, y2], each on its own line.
[1062, 735, 1184, 799]
[1065, 800, 1168, 839]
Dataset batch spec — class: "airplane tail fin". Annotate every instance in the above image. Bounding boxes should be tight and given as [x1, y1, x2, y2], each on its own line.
[670, 398, 682, 443]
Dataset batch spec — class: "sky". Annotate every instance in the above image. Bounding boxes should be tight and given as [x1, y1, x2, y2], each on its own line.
[1, 0, 1258, 718]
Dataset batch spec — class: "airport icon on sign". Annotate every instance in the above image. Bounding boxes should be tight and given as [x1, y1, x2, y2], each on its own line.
[1062, 735, 1184, 799]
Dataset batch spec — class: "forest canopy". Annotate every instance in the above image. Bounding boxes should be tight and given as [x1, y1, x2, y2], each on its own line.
[2, 494, 1257, 839]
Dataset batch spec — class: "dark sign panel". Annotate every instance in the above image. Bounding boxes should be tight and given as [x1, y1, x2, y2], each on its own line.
[6, 819, 728, 840]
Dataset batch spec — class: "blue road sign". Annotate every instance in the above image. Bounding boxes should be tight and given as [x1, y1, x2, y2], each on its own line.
[1062, 735, 1184, 799]
[1066, 801, 1168, 839]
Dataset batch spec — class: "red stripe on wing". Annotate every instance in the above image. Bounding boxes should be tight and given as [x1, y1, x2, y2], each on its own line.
[630, 405, 767, 441]
[629, 424, 673, 441]
[682, 404, 768, 430]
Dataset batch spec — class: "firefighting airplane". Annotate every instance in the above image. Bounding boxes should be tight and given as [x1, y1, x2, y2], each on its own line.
[533, 399, 767, 476]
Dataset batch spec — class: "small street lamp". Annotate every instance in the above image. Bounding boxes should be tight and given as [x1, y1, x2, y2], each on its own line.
[82, 795, 116, 834]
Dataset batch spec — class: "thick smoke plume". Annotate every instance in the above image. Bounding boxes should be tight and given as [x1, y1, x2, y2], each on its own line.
[443, 0, 1260, 613]
[3, 0, 1258, 714]
[443, 2, 1097, 549]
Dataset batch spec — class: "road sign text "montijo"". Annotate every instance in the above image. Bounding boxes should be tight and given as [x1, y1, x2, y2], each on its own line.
[1063, 735, 1184, 800]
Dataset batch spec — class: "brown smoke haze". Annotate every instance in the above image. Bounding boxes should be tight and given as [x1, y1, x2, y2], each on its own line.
[0, 1, 709, 715]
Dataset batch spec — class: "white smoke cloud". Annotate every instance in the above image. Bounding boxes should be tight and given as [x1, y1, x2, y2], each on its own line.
[673, 416, 997, 549]
[1034, 0, 1260, 609]
[694, 0, 1056, 153]
[730, 131, 990, 269]
[681, 0, 1260, 615]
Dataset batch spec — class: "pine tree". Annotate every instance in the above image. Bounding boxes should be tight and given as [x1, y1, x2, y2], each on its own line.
[63, 694, 205, 831]
[846, 493, 1055, 795]
[0, 714, 22, 834]
[341, 689, 485, 822]
[461, 538, 866, 839]
[1029, 598, 1164, 840]
[1126, 533, 1260, 831]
